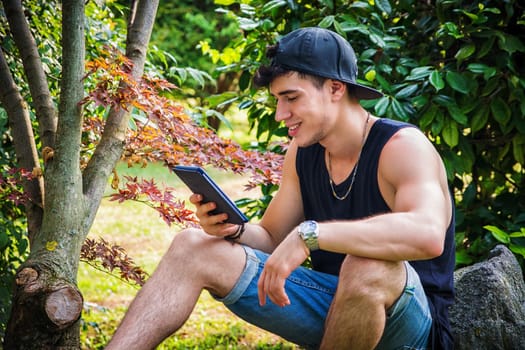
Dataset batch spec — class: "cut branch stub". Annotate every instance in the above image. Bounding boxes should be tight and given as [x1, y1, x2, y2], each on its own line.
[45, 285, 83, 330]
[5, 265, 84, 347]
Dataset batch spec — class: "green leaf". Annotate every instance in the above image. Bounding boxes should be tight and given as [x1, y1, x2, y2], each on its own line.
[509, 230, 525, 238]
[420, 105, 438, 129]
[461, 10, 478, 20]
[407, 66, 433, 81]
[498, 34, 525, 54]
[490, 97, 511, 125]
[441, 22, 463, 39]
[0, 231, 8, 250]
[470, 105, 489, 133]
[391, 99, 409, 121]
[430, 70, 445, 91]
[262, 0, 287, 13]
[261, 18, 275, 31]
[477, 36, 496, 58]
[239, 70, 251, 91]
[442, 119, 459, 148]
[509, 244, 525, 258]
[455, 250, 474, 265]
[207, 92, 237, 108]
[447, 104, 468, 125]
[375, 0, 392, 15]
[433, 95, 455, 107]
[481, 77, 500, 97]
[395, 84, 418, 99]
[374, 72, 392, 92]
[446, 71, 470, 94]
[411, 95, 428, 109]
[431, 109, 445, 135]
[333, 20, 345, 36]
[238, 99, 253, 110]
[374, 96, 390, 116]
[369, 33, 386, 48]
[467, 63, 496, 80]
[455, 43, 476, 62]
[18, 236, 28, 255]
[238, 18, 260, 31]
[318, 15, 335, 28]
[512, 134, 525, 165]
[214, 0, 236, 4]
[498, 142, 511, 160]
[484, 225, 510, 244]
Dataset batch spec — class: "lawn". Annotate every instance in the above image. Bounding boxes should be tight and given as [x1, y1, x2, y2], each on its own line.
[78, 163, 298, 349]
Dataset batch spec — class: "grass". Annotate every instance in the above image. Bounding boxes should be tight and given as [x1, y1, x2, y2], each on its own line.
[78, 162, 298, 349]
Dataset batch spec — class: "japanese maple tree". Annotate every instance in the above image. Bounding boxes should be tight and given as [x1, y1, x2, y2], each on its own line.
[0, 0, 281, 348]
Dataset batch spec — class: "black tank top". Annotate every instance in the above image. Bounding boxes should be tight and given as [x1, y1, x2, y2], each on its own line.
[296, 118, 455, 349]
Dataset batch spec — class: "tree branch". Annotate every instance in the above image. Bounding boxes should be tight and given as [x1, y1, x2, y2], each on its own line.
[53, 0, 85, 169]
[32, 0, 87, 264]
[2, 0, 57, 150]
[0, 49, 44, 243]
[83, 0, 159, 226]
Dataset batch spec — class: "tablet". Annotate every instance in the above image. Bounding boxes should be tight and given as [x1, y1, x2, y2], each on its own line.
[173, 165, 248, 225]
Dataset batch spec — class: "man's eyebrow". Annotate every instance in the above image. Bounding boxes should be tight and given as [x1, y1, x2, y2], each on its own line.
[270, 89, 299, 98]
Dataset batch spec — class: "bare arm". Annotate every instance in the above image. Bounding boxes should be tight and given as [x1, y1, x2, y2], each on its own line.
[318, 127, 452, 261]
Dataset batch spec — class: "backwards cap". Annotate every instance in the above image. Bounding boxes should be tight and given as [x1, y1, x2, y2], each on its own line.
[272, 27, 382, 100]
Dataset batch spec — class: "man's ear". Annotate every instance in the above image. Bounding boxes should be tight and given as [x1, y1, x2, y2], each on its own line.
[328, 80, 346, 100]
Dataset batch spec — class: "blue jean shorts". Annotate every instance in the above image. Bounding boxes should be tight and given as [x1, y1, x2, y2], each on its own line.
[213, 245, 432, 350]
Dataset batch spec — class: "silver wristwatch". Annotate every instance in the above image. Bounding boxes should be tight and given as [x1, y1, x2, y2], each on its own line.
[298, 220, 320, 251]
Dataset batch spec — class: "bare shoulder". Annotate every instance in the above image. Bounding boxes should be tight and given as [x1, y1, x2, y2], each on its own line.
[380, 126, 444, 179]
[378, 125, 450, 210]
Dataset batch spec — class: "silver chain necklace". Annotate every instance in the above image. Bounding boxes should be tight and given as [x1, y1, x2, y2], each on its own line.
[327, 112, 370, 201]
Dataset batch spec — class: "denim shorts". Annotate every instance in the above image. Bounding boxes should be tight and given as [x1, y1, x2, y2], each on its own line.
[213, 245, 432, 350]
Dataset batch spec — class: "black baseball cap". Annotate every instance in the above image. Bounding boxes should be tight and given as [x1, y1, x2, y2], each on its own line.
[272, 27, 383, 100]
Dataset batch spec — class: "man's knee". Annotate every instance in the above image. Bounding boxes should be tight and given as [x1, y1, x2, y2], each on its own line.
[165, 228, 216, 261]
[336, 256, 406, 305]
[170, 227, 204, 247]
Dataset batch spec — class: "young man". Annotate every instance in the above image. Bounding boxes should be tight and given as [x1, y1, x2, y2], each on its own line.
[107, 27, 455, 349]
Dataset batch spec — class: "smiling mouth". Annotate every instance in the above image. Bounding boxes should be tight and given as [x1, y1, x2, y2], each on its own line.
[288, 123, 300, 132]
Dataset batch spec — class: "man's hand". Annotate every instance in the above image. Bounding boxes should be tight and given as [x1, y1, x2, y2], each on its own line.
[257, 228, 310, 307]
[190, 193, 238, 237]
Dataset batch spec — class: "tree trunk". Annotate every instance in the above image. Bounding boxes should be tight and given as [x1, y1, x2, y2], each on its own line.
[2, 0, 159, 348]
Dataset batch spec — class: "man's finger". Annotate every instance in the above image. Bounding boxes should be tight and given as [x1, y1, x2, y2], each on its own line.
[257, 270, 267, 306]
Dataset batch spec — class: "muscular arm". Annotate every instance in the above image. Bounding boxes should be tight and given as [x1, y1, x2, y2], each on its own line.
[318, 127, 452, 261]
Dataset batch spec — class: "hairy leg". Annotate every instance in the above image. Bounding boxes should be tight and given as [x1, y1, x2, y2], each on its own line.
[105, 228, 246, 350]
[320, 256, 406, 350]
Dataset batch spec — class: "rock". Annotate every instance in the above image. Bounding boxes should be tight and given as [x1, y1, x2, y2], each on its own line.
[450, 245, 525, 350]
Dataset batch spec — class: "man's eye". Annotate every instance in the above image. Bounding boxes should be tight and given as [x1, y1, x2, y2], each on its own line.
[287, 96, 297, 102]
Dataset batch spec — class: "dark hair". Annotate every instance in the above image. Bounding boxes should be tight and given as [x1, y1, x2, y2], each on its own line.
[253, 43, 327, 89]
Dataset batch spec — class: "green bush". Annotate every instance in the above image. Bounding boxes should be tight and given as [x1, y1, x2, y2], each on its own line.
[207, 0, 525, 269]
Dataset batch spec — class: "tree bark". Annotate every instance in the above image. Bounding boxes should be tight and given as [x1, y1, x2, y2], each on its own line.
[2, 0, 57, 152]
[3, 0, 159, 348]
[0, 49, 44, 242]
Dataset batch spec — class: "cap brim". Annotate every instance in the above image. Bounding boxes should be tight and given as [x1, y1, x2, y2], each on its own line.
[347, 83, 383, 100]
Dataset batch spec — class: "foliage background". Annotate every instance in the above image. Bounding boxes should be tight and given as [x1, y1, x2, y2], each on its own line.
[202, 0, 525, 268]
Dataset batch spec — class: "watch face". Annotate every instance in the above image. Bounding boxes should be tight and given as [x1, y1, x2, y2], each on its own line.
[301, 220, 317, 233]
[299, 220, 319, 251]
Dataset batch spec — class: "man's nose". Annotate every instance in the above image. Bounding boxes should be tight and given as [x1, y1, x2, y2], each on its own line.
[274, 100, 291, 121]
